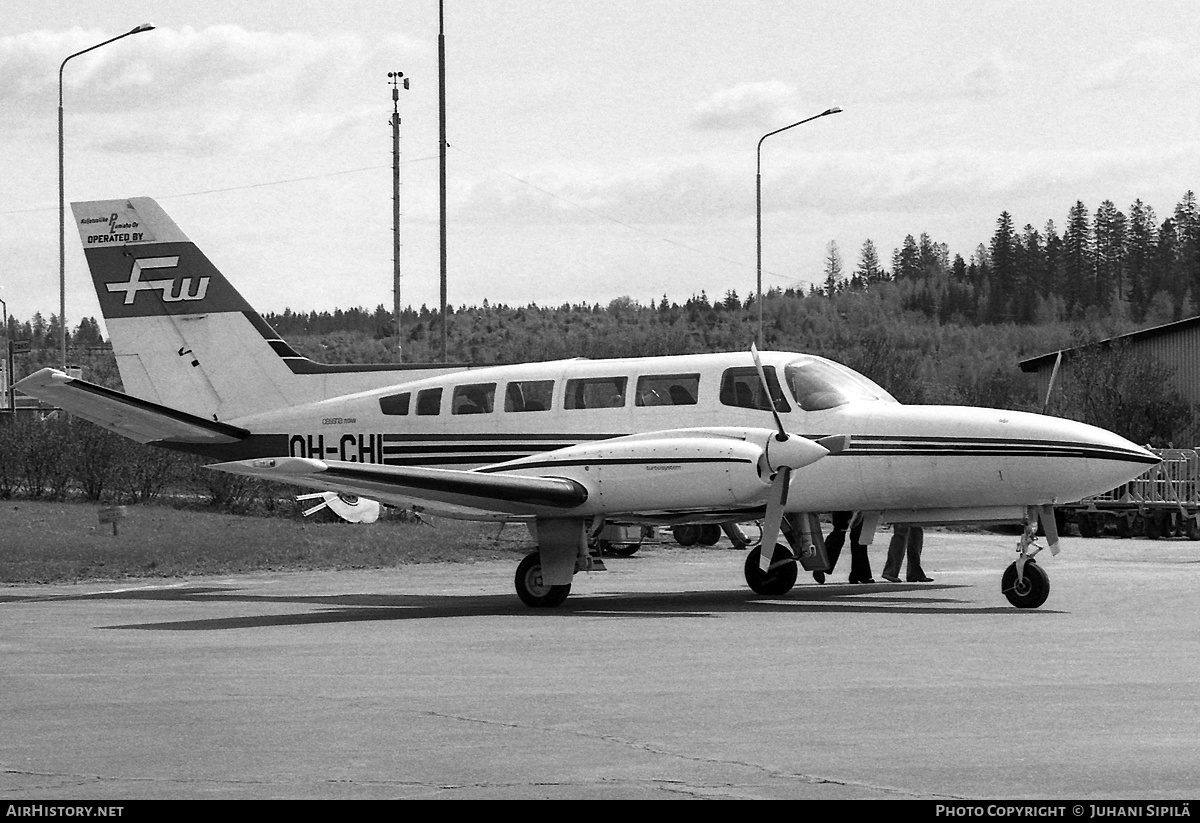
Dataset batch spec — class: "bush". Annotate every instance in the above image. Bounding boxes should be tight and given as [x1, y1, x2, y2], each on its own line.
[0, 415, 298, 515]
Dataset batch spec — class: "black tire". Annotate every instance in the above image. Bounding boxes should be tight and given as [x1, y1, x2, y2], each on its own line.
[1001, 559, 1050, 609]
[1187, 519, 1200, 541]
[1145, 514, 1165, 540]
[744, 543, 799, 596]
[698, 524, 722, 546]
[515, 551, 571, 607]
[672, 524, 700, 547]
[600, 539, 640, 557]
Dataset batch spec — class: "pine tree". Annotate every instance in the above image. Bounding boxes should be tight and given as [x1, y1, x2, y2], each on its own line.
[1126, 200, 1158, 321]
[823, 240, 844, 296]
[855, 239, 884, 286]
[1062, 201, 1092, 317]
[894, 235, 920, 281]
[1093, 200, 1127, 309]
[1012, 224, 1043, 324]
[1174, 191, 1200, 304]
[988, 212, 1017, 322]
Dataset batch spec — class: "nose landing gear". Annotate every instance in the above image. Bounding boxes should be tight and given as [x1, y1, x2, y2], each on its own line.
[1002, 506, 1057, 609]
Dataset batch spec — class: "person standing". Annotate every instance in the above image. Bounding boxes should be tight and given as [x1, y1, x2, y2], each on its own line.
[846, 513, 876, 584]
[814, 511, 852, 583]
[817, 511, 875, 584]
[881, 524, 933, 583]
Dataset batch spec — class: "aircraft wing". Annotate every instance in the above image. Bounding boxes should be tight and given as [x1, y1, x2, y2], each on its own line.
[14, 368, 248, 445]
[210, 456, 590, 518]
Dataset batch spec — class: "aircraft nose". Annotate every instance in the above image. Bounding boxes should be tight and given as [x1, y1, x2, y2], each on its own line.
[1046, 415, 1160, 500]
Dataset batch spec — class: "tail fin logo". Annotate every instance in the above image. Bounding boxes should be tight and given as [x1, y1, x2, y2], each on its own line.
[107, 256, 210, 306]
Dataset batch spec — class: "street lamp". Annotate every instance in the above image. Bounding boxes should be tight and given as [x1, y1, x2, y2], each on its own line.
[755, 106, 841, 348]
[59, 23, 155, 370]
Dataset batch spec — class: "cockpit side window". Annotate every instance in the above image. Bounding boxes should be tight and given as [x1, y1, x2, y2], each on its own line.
[784, 357, 896, 411]
[415, 387, 443, 416]
[718, 367, 791, 413]
[379, 391, 410, 415]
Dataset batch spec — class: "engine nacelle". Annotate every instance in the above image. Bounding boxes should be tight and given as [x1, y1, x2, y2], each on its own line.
[514, 434, 772, 515]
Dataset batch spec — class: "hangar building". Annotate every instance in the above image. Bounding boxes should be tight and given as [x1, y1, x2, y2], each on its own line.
[1019, 316, 1200, 412]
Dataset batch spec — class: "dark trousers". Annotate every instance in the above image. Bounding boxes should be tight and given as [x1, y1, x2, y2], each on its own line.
[883, 525, 927, 581]
[826, 512, 874, 583]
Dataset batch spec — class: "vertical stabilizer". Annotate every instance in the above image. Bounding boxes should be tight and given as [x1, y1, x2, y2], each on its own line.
[73, 198, 455, 421]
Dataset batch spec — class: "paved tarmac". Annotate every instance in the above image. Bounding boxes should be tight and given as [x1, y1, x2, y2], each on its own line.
[2, 531, 1199, 800]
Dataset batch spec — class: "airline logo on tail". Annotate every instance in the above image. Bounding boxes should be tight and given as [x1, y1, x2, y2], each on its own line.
[73, 197, 260, 320]
[106, 256, 210, 305]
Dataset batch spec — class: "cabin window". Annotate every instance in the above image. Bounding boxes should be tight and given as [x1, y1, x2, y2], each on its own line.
[718, 367, 790, 413]
[379, 392, 410, 416]
[635, 373, 700, 406]
[784, 357, 896, 411]
[452, 382, 496, 415]
[564, 377, 628, 410]
[504, 380, 554, 412]
[415, 387, 442, 416]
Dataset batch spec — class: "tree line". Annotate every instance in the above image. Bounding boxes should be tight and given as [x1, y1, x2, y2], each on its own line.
[823, 191, 1200, 327]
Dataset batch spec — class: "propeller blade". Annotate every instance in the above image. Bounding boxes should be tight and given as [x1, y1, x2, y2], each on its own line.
[1036, 504, 1060, 555]
[1041, 351, 1063, 414]
[758, 466, 791, 572]
[750, 344, 787, 440]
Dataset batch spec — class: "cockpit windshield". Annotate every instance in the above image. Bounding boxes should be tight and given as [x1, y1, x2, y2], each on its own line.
[784, 356, 897, 411]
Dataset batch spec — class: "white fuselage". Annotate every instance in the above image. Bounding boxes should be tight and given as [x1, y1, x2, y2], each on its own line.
[230, 351, 1156, 524]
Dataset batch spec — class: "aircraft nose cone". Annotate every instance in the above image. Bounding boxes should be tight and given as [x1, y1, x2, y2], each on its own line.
[1045, 416, 1160, 500]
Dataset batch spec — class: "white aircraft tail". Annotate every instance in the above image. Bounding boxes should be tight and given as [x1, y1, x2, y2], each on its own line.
[72, 197, 447, 421]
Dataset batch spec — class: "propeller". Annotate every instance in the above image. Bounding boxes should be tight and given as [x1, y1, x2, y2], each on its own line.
[297, 491, 381, 523]
[749, 345, 839, 572]
[1033, 504, 1060, 555]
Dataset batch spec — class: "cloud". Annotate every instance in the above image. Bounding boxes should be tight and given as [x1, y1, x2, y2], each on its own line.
[690, 81, 799, 131]
[0, 24, 428, 170]
[0, 25, 424, 120]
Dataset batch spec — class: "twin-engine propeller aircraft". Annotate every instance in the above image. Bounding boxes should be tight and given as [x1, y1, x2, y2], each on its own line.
[18, 198, 1158, 609]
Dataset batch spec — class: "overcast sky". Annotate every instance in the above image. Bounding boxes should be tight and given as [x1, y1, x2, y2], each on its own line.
[2, 1, 1198, 331]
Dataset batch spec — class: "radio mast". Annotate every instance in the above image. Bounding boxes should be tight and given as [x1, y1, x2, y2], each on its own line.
[388, 71, 408, 362]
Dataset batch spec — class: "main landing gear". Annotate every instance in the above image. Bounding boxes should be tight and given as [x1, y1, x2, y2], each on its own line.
[515, 551, 572, 608]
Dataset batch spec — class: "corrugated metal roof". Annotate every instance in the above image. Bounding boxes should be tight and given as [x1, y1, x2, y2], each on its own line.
[1018, 315, 1200, 372]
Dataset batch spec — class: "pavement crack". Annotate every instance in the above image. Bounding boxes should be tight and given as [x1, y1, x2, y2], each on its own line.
[417, 711, 964, 799]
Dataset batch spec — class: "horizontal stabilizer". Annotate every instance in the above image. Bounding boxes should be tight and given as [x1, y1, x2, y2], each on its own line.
[211, 457, 589, 516]
[14, 368, 248, 445]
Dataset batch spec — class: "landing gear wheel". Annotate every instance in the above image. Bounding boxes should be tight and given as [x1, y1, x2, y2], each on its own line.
[1001, 559, 1050, 609]
[744, 543, 799, 596]
[1145, 513, 1165, 540]
[672, 524, 700, 547]
[698, 524, 722, 546]
[599, 539, 640, 557]
[515, 551, 571, 607]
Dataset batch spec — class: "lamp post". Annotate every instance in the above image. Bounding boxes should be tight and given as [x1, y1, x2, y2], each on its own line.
[59, 23, 155, 371]
[755, 106, 841, 348]
[0, 295, 7, 414]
